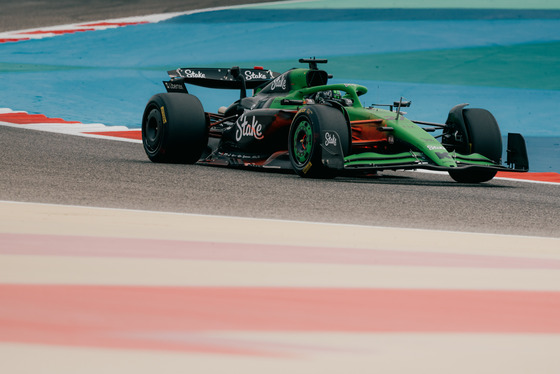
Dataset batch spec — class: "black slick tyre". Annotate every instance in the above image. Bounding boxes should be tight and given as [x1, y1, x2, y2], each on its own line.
[447, 108, 502, 183]
[288, 105, 350, 178]
[142, 93, 208, 163]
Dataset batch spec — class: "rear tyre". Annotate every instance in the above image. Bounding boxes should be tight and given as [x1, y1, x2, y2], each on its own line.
[288, 105, 350, 178]
[142, 93, 208, 163]
[446, 108, 502, 183]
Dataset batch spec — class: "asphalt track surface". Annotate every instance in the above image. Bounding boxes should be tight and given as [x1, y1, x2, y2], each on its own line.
[2, 124, 559, 238]
[0, 0, 270, 32]
[0, 0, 558, 239]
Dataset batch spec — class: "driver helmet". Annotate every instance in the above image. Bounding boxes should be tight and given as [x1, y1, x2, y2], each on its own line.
[314, 90, 333, 103]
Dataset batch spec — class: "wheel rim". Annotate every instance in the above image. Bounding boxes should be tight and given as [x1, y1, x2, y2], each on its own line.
[292, 119, 313, 165]
[144, 108, 162, 153]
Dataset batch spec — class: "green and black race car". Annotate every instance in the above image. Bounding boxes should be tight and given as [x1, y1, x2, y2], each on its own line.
[142, 58, 529, 183]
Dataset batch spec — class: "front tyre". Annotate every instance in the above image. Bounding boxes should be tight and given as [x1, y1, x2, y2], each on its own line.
[142, 93, 208, 163]
[288, 105, 350, 178]
[446, 108, 502, 183]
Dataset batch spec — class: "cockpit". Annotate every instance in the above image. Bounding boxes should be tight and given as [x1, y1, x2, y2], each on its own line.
[305, 89, 354, 107]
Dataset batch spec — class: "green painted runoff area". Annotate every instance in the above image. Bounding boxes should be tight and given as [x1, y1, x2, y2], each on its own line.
[243, 0, 560, 10]
[327, 42, 560, 90]
[211, 41, 560, 90]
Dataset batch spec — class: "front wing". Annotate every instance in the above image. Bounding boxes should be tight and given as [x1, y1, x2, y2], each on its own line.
[320, 131, 529, 173]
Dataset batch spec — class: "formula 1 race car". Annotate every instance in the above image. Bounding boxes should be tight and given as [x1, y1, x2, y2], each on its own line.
[142, 58, 529, 183]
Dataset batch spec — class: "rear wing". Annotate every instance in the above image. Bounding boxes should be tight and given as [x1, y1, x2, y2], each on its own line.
[166, 67, 280, 90]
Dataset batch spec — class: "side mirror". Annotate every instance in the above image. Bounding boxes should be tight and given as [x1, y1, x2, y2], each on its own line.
[394, 100, 411, 108]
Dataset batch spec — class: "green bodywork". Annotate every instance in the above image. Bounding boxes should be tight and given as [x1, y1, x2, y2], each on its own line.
[266, 68, 496, 170]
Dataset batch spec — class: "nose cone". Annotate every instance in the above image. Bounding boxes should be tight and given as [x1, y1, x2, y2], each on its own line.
[421, 144, 457, 168]
[388, 117, 457, 168]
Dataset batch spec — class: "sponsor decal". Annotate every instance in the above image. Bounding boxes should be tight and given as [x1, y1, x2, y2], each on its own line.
[324, 132, 337, 147]
[270, 75, 287, 91]
[245, 71, 268, 80]
[219, 152, 263, 160]
[235, 115, 264, 141]
[181, 69, 206, 78]
[427, 145, 446, 151]
[297, 108, 313, 115]
[160, 106, 167, 124]
[302, 162, 312, 174]
[164, 82, 186, 92]
[435, 151, 453, 160]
